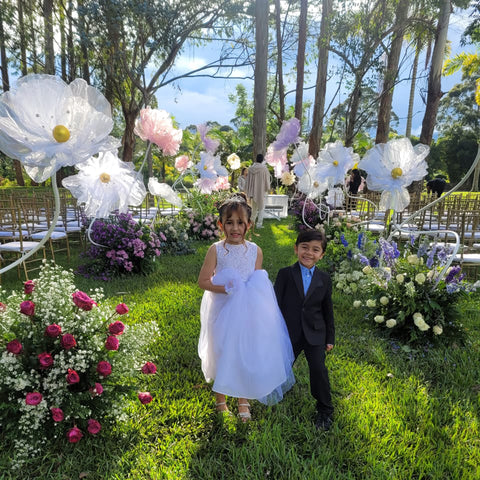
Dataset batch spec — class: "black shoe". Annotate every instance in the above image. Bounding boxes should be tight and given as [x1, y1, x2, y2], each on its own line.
[315, 413, 333, 431]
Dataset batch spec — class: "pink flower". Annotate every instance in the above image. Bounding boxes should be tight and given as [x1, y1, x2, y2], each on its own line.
[72, 291, 97, 311]
[45, 324, 62, 338]
[6, 339, 22, 355]
[51, 407, 64, 422]
[25, 392, 43, 405]
[89, 382, 104, 396]
[134, 107, 182, 156]
[38, 352, 54, 369]
[19, 300, 35, 316]
[105, 335, 119, 351]
[87, 419, 102, 435]
[24, 280, 35, 294]
[115, 303, 129, 315]
[214, 176, 231, 191]
[108, 320, 125, 335]
[174, 154, 192, 172]
[66, 368, 80, 384]
[138, 392, 153, 404]
[61, 333, 76, 350]
[67, 426, 83, 443]
[141, 362, 157, 375]
[0, 302, 6, 312]
[194, 177, 217, 194]
[197, 123, 220, 153]
[96, 361, 112, 377]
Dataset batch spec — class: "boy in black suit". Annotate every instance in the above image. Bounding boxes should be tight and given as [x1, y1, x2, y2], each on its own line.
[274, 229, 335, 431]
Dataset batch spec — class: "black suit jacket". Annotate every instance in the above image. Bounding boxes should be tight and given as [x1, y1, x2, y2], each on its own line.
[274, 262, 335, 347]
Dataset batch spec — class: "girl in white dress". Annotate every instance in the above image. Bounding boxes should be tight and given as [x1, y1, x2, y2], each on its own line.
[198, 194, 294, 421]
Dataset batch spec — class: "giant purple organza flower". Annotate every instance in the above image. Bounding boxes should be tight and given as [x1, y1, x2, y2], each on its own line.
[197, 124, 220, 154]
[134, 107, 182, 156]
[270, 117, 301, 150]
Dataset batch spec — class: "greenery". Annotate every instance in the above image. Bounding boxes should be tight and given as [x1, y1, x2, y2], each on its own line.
[0, 217, 479, 479]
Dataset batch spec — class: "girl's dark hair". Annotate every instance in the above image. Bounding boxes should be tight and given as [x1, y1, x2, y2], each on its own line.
[218, 194, 252, 224]
[295, 229, 327, 251]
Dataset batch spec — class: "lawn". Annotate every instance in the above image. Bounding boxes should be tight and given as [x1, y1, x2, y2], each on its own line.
[1, 217, 480, 479]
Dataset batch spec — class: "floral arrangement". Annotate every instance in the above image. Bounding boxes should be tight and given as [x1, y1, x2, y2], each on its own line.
[78, 212, 163, 280]
[153, 216, 195, 255]
[0, 262, 159, 465]
[184, 210, 221, 241]
[290, 194, 327, 231]
[356, 238, 478, 342]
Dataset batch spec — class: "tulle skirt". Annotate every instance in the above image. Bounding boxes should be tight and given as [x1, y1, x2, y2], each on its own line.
[198, 269, 295, 405]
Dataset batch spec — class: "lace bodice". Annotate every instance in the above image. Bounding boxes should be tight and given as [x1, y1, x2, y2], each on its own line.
[215, 240, 258, 281]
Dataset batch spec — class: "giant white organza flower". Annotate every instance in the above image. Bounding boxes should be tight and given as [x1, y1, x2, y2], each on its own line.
[315, 141, 359, 189]
[196, 151, 228, 179]
[62, 151, 146, 218]
[148, 177, 182, 207]
[134, 107, 182, 156]
[291, 142, 315, 177]
[359, 138, 429, 211]
[281, 170, 296, 186]
[197, 124, 220, 154]
[297, 166, 329, 199]
[325, 187, 344, 209]
[227, 153, 241, 170]
[0, 74, 118, 182]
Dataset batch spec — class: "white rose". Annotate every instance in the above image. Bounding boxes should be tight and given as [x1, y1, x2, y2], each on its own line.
[350, 283, 358, 292]
[380, 296, 389, 306]
[366, 299, 376, 308]
[386, 319, 397, 328]
[407, 254, 419, 265]
[363, 266, 373, 275]
[412, 312, 423, 323]
[433, 325, 443, 335]
[396, 274, 404, 284]
[374, 315, 385, 323]
[415, 273, 426, 285]
[353, 300, 362, 308]
[418, 320, 430, 331]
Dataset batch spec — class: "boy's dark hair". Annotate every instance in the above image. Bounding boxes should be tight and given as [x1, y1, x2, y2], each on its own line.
[295, 229, 327, 251]
[255, 153, 264, 163]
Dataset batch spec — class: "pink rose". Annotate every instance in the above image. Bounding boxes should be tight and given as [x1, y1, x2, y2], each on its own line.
[72, 291, 97, 311]
[115, 303, 129, 315]
[87, 419, 102, 435]
[105, 336, 120, 351]
[67, 426, 83, 443]
[0, 302, 6, 312]
[6, 339, 22, 355]
[138, 392, 153, 404]
[51, 407, 64, 422]
[45, 324, 62, 338]
[108, 321, 125, 335]
[24, 280, 35, 294]
[96, 361, 112, 376]
[25, 392, 43, 405]
[141, 362, 157, 375]
[38, 352, 54, 369]
[175, 154, 191, 173]
[89, 382, 103, 396]
[61, 333, 76, 350]
[66, 368, 80, 384]
[19, 300, 35, 316]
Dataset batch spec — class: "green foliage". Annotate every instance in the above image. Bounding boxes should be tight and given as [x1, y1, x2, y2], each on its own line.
[153, 215, 195, 255]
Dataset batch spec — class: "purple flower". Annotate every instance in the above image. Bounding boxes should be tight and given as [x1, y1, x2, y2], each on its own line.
[340, 234, 348, 247]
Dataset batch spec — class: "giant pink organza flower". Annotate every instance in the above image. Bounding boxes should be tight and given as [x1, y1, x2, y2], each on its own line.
[194, 177, 217, 194]
[265, 145, 289, 178]
[134, 107, 182, 156]
[174, 155, 192, 173]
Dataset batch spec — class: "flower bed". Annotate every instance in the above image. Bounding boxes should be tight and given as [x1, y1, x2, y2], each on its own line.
[0, 262, 159, 465]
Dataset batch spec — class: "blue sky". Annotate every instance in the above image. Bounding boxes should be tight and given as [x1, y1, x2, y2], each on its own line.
[155, 8, 475, 138]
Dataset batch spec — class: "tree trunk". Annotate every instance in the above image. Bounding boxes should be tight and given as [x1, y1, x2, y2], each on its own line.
[405, 41, 420, 138]
[77, 0, 90, 83]
[375, 0, 409, 144]
[274, 0, 285, 122]
[0, 1, 9, 92]
[308, 0, 331, 157]
[67, 0, 76, 81]
[253, 0, 269, 159]
[17, 0, 28, 75]
[59, 3, 67, 80]
[419, 0, 451, 146]
[295, 0, 308, 125]
[122, 110, 138, 163]
[29, 0, 38, 73]
[43, 0, 55, 74]
[344, 81, 361, 147]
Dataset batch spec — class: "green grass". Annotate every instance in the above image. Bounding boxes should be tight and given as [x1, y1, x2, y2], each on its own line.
[1, 217, 480, 479]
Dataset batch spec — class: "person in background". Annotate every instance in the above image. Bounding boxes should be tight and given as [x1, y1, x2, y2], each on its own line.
[245, 153, 270, 229]
[237, 167, 248, 193]
[426, 177, 447, 197]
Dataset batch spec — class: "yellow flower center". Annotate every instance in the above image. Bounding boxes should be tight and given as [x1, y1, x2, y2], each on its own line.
[313, 181, 319, 188]
[52, 125, 70, 143]
[99, 172, 111, 183]
[203, 165, 208, 170]
[333, 160, 339, 166]
[391, 167, 403, 179]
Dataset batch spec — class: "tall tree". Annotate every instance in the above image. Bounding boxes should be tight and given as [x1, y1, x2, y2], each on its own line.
[309, 0, 332, 156]
[253, 0, 269, 159]
[274, 0, 285, 122]
[375, 0, 409, 143]
[17, 0, 28, 76]
[42, 0, 55, 74]
[294, 0, 308, 125]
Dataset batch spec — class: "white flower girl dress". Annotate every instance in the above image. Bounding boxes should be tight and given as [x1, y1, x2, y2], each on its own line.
[198, 240, 295, 405]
